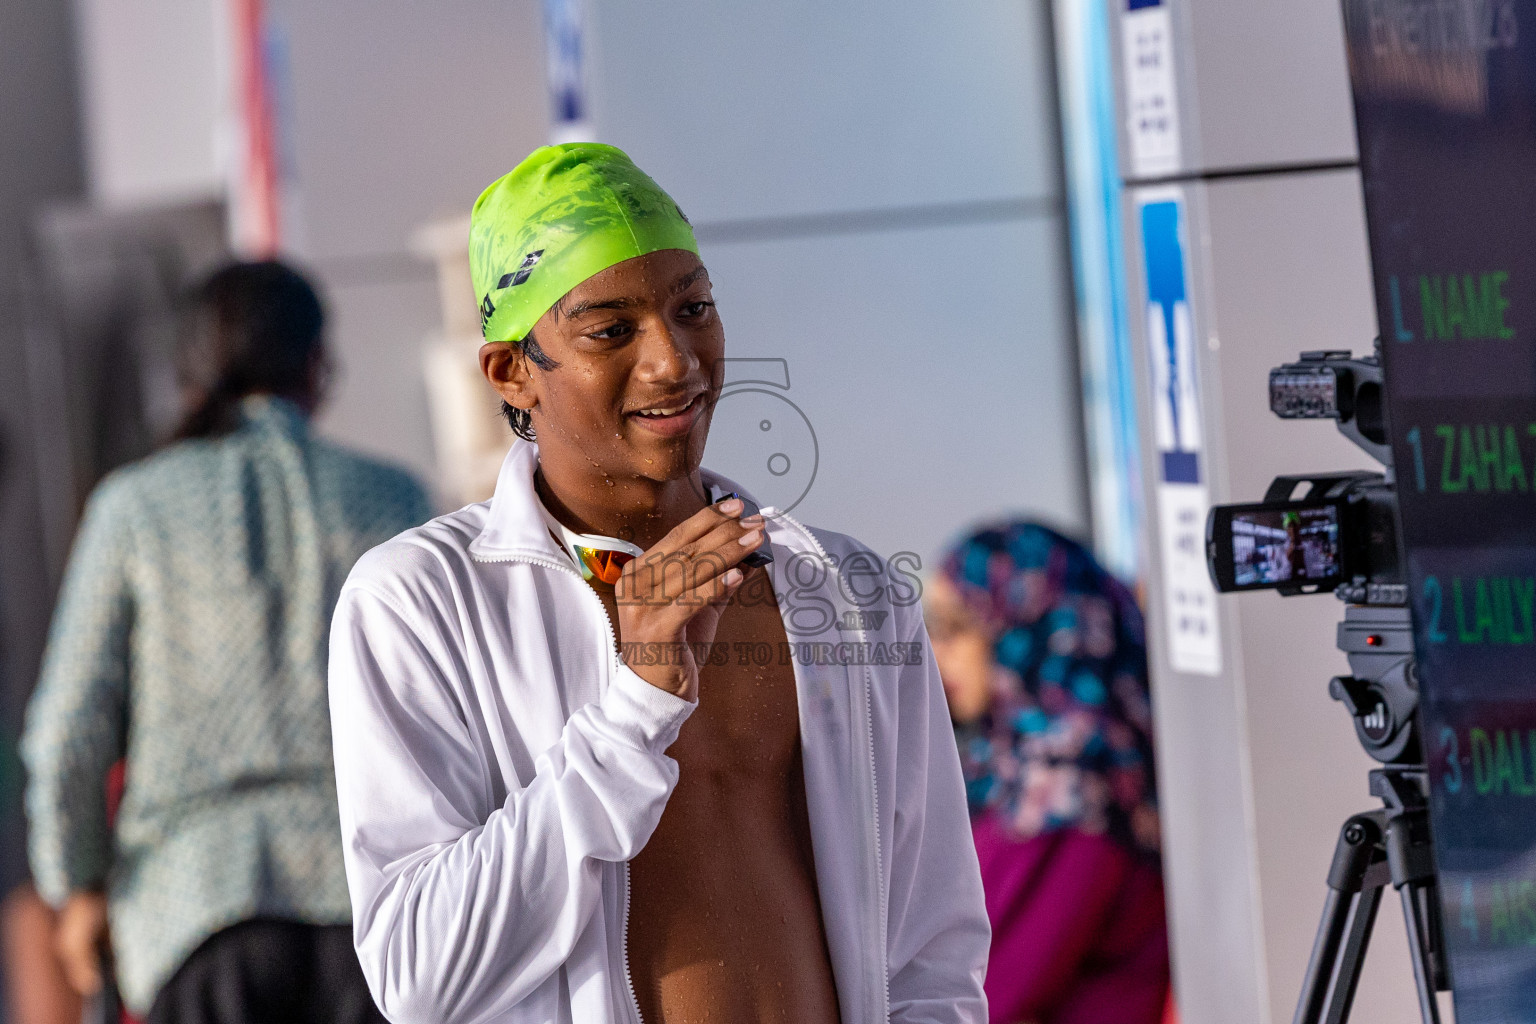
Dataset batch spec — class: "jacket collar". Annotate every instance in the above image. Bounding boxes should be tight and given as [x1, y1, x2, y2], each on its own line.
[238, 393, 309, 437]
[468, 440, 770, 564]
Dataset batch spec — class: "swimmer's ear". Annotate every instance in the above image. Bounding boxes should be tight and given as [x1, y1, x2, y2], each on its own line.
[480, 342, 538, 413]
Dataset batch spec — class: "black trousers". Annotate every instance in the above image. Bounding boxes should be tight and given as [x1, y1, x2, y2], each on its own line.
[146, 919, 385, 1024]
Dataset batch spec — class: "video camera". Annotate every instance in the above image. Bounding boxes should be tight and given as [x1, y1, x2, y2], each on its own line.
[1206, 348, 1417, 764]
[1205, 350, 1399, 603]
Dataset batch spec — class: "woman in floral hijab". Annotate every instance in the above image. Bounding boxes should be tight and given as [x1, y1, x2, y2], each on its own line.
[926, 521, 1169, 1024]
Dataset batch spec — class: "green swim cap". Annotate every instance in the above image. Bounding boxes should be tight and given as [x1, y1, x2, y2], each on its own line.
[469, 143, 699, 343]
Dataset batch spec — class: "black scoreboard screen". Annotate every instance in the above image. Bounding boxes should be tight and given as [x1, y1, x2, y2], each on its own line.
[1343, 1, 1536, 1017]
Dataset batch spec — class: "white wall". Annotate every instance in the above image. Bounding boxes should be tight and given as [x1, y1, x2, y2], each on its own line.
[586, 0, 1088, 563]
[263, 0, 549, 488]
[71, 0, 224, 207]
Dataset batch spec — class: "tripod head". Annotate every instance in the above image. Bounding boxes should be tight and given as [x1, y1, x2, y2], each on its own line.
[1331, 604, 1420, 767]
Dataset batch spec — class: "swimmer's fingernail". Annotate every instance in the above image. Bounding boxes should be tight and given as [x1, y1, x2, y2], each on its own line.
[718, 498, 744, 516]
[739, 530, 765, 547]
[724, 569, 745, 586]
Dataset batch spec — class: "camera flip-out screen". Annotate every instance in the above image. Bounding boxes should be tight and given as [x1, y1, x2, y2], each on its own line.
[1207, 500, 1345, 593]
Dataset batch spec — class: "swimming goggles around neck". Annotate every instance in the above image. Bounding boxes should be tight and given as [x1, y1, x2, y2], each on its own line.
[541, 513, 645, 585]
[539, 487, 771, 585]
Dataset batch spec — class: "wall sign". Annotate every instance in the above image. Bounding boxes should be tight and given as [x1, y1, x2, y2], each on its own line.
[1122, 0, 1182, 180]
[1138, 186, 1220, 676]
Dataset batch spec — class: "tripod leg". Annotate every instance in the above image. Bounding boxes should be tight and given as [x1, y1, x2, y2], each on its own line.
[1293, 884, 1383, 1024]
[1383, 798, 1448, 1024]
[1321, 885, 1382, 1024]
[1294, 814, 1388, 1024]
[1398, 882, 1443, 1024]
[1296, 888, 1353, 1024]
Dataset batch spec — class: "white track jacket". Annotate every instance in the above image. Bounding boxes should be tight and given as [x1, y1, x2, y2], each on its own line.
[328, 441, 989, 1024]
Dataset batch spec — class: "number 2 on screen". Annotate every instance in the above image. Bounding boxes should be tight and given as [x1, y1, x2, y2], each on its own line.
[1423, 576, 1450, 643]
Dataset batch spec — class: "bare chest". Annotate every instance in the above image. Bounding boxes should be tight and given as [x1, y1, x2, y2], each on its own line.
[592, 570, 801, 775]
[678, 582, 800, 775]
[620, 570, 842, 1023]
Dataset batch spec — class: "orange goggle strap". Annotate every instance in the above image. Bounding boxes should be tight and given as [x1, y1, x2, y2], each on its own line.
[538, 506, 645, 585]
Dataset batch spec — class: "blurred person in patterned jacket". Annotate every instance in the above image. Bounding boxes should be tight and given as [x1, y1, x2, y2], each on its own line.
[925, 521, 1170, 1024]
[21, 261, 431, 1024]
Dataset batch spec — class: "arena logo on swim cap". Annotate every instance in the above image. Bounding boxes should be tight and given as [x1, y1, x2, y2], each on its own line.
[499, 250, 546, 289]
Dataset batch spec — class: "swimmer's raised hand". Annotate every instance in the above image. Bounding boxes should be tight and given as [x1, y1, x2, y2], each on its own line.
[615, 497, 767, 702]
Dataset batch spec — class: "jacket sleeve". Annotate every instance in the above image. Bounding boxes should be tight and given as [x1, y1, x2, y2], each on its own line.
[328, 583, 694, 1024]
[22, 479, 133, 905]
[885, 608, 991, 1024]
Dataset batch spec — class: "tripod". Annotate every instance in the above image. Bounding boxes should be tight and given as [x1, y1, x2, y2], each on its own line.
[1293, 765, 1450, 1024]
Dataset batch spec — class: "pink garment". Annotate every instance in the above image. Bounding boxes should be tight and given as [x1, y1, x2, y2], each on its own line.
[973, 812, 1170, 1024]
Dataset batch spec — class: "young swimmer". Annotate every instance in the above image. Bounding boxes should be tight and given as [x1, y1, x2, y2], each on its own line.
[328, 144, 988, 1024]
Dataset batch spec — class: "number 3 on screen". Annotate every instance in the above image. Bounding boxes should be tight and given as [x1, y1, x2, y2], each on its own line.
[1441, 724, 1462, 795]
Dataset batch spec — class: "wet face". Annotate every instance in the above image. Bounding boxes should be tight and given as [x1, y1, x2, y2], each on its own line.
[481, 248, 724, 489]
[923, 574, 996, 725]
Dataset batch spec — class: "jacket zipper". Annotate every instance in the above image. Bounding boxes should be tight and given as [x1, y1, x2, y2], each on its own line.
[471, 548, 645, 1024]
[862, 657, 890, 1023]
[621, 862, 645, 1024]
[773, 512, 891, 1022]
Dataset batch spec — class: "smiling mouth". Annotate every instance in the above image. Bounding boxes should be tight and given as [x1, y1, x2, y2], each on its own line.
[626, 391, 707, 438]
[630, 393, 704, 419]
